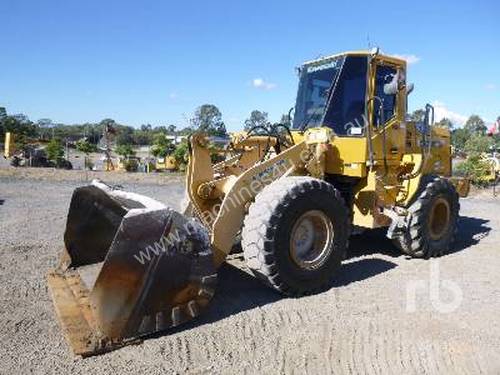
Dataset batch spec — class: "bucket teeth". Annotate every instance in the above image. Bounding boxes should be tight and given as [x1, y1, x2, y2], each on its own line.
[187, 301, 200, 318]
[138, 315, 154, 335]
[171, 307, 182, 327]
[201, 274, 218, 287]
[198, 287, 215, 299]
[155, 311, 172, 331]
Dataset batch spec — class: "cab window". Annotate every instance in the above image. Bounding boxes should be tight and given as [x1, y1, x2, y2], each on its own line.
[323, 56, 368, 136]
[373, 64, 397, 126]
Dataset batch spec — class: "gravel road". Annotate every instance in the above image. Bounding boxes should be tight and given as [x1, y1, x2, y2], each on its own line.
[1, 171, 499, 374]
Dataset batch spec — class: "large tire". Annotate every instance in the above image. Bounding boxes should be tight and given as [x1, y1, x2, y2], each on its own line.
[241, 176, 349, 296]
[393, 176, 459, 258]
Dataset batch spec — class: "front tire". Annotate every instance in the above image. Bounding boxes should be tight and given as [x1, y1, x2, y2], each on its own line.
[241, 177, 349, 296]
[393, 176, 459, 258]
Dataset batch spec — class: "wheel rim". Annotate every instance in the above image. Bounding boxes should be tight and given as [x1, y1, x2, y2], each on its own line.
[289, 210, 334, 270]
[428, 197, 451, 240]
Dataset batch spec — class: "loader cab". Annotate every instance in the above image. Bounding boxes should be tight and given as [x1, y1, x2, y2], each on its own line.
[292, 54, 369, 136]
[292, 51, 407, 177]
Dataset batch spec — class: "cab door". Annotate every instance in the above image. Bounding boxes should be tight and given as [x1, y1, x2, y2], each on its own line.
[369, 58, 407, 164]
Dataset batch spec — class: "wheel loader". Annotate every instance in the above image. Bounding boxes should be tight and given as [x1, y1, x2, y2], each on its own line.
[47, 49, 470, 356]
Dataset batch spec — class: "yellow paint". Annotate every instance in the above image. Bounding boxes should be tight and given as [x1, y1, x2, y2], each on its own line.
[4, 132, 14, 158]
[155, 155, 178, 171]
[185, 50, 464, 261]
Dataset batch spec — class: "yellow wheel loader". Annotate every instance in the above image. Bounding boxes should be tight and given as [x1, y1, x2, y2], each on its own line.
[155, 155, 179, 172]
[48, 50, 470, 356]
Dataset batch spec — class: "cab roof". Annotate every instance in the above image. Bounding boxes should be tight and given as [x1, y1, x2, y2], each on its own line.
[301, 50, 406, 68]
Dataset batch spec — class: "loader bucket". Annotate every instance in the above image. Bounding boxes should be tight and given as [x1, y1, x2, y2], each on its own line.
[47, 180, 217, 356]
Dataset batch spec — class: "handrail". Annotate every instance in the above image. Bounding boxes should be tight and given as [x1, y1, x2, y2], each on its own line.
[367, 96, 387, 176]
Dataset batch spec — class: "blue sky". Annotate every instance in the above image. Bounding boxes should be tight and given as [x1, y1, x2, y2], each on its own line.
[1, 0, 499, 131]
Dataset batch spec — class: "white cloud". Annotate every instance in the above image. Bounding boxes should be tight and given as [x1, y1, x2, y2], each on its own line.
[432, 101, 468, 126]
[393, 54, 421, 65]
[168, 92, 178, 100]
[485, 83, 496, 91]
[251, 78, 277, 90]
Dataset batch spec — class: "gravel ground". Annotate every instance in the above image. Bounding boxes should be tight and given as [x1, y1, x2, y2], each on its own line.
[1, 168, 499, 374]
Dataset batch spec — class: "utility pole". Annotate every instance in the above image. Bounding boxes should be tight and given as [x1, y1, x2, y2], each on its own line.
[103, 123, 114, 171]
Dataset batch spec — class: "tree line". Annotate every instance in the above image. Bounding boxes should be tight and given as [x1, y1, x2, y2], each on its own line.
[0, 104, 231, 146]
[2, 104, 498, 157]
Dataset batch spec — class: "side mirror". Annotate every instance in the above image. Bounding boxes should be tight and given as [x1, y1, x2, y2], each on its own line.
[383, 80, 398, 95]
[406, 83, 414, 95]
[383, 71, 413, 96]
[383, 71, 399, 95]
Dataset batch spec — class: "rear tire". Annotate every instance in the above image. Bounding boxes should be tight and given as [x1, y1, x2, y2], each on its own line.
[241, 176, 349, 296]
[393, 176, 459, 258]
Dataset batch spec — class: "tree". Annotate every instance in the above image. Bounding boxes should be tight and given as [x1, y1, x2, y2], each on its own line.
[151, 133, 174, 158]
[0, 107, 7, 141]
[12, 113, 30, 124]
[455, 154, 492, 186]
[37, 118, 54, 140]
[0, 114, 37, 145]
[76, 139, 97, 169]
[36, 118, 53, 127]
[76, 139, 97, 154]
[191, 104, 227, 136]
[409, 109, 426, 122]
[178, 126, 194, 135]
[99, 118, 118, 140]
[492, 118, 500, 148]
[115, 143, 138, 172]
[45, 138, 64, 161]
[2, 115, 35, 135]
[140, 124, 152, 132]
[435, 118, 453, 129]
[116, 126, 135, 146]
[132, 128, 154, 145]
[280, 113, 292, 127]
[464, 133, 494, 155]
[244, 110, 270, 131]
[464, 115, 486, 135]
[451, 128, 471, 152]
[167, 124, 177, 134]
[173, 141, 188, 164]
[100, 118, 117, 129]
[115, 144, 135, 158]
[82, 122, 101, 144]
